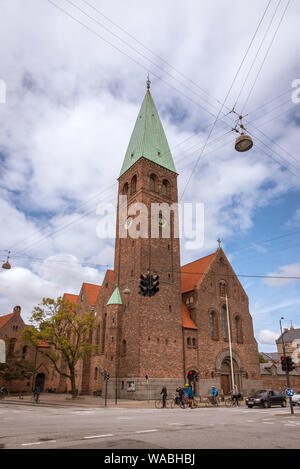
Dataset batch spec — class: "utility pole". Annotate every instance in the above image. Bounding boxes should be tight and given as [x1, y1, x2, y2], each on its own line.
[280, 317, 294, 415]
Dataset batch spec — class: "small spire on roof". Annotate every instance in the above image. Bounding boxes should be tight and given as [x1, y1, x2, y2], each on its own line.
[146, 73, 151, 90]
[217, 238, 222, 249]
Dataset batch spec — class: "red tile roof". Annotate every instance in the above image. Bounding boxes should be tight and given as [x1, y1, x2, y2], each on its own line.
[181, 252, 217, 293]
[182, 303, 197, 330]
[83, 283, 101, 306]
[63, 293, 78, 304]
[0, 312, 14, 329]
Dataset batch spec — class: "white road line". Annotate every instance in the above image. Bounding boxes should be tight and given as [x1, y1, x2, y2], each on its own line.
[167, 423, 184, 426]
[84, 434, 114, 439]
[22, 440, 57, 446]
[135, 429, 158, 434]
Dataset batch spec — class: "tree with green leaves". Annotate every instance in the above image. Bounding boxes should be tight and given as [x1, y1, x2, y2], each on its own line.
[22, 297, 99, 398]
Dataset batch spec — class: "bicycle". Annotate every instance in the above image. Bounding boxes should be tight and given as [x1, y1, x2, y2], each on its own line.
[225, 396, 242, 407]
[155, 397, 170, 409]
[170, 395, 185, 409]
[204, 396, 219, 407]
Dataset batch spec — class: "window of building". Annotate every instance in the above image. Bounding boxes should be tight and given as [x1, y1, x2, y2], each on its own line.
[192, 338, 196, 348]
[187, 337, 191, 346]
[209, 311, 219, 340]
[235, 315, 243, 343]
[22, 346, 27, 359]
[131, 175, 137, 194]
[122, 339, 127, 355]
[150, 174, 157, 192]
[94, 367, 98, 380]
[221, 305, 227, 340]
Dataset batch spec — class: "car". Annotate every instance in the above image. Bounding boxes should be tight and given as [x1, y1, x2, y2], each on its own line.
[292, 390, 300, 406]
[245, 389, 286, 408]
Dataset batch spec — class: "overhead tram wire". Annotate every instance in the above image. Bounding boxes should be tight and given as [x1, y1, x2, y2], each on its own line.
[48, 0, 235, 126]
[233, 0, 280, 111]
[179, 0, 277, 201]
[16, 2, 294, 255]
[240, 0, 292, 115]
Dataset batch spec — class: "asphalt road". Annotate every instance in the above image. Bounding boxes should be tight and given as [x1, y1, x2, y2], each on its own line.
[0, 400, 299, 450]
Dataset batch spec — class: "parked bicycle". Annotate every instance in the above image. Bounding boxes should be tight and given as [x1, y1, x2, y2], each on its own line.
[225, 394, 243, 407]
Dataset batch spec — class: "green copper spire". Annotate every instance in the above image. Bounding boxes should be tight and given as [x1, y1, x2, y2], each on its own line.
[120, 84, 177, 177]
[106, 286, 122, 305]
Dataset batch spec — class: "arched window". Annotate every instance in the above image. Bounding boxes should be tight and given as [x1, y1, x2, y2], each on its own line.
[150, 174, 157, 192]
[131, 175, 137, 194]
[192, 338, 196, 348]
[122, 339, 127, 355]
[22, 346, 27, 359]
[209, 311, 219, 340]
[187, 337, 191, 346]
[235, 315, 243, 343]
[221, 305, 227, 340]
[94, 367, 98, 380]
[123, 182, 130, 195]
[161, 179, 170, 197]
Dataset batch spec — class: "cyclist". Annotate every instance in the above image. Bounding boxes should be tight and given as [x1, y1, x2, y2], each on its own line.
[33, 385, 41, 403]
[160, 385, 167, 408]
[209, 386, 219, 405]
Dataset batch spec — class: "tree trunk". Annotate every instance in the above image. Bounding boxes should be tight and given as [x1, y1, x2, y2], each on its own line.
[70, 369, 77, 399]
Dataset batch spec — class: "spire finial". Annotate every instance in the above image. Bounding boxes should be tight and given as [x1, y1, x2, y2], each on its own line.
[146, 73, 151, 90]
[217, 238, 221, 249]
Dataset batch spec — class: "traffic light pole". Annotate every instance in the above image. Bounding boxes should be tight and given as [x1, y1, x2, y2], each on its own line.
[280, 319, 294, 415]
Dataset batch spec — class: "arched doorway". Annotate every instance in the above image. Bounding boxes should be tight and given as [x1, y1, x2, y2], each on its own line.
[35, 373, 45, 392]
[220, 357, 241, 395]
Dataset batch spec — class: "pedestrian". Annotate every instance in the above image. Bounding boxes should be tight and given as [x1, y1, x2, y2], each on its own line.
[18, 391, 24, 400]
[232, 384, 239, 406]
[185, 383, 195, 408]
[176, 386, 185, 406]
[33, 385, 41, 402]
[160, 385, 168, 408]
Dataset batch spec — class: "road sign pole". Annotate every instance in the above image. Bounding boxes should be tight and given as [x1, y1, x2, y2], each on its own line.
[280, 318, 294, 415]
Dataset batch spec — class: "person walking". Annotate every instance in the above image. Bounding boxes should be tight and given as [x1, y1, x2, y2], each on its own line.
[185, 383, 195, 409]
[232, 384, 240, 406]
[33, 385, 41, 403]
[160, 385, 167, 408]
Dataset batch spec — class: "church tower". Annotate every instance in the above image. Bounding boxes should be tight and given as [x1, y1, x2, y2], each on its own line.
[112, 80, 184, 395]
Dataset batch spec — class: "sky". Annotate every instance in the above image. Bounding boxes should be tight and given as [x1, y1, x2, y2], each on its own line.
[0, 0, 299, 353]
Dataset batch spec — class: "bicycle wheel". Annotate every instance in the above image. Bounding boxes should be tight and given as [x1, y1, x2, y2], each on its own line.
[155, 399, 163, 409]
[225, 398, 232, 407]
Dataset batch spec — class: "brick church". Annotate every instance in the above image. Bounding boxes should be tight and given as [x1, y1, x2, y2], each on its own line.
[1, 83, 264, 398]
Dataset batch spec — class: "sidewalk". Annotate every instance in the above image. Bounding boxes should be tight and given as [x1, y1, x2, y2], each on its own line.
[1, 393, 156, 408]
[1, 393, 228, 408]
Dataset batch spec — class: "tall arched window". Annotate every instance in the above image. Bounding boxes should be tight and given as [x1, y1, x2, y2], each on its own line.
[235, 315, 243, 343]
[123, 182, 130, 195]
[150, 174, 157, 192]
[161, 179, 170, 197]
[131, 175, 137, 194]
[94, 367, 98, 380]
[209, 311, 219, 340]
[221, 305, 227, 340]
[122, 339, 127, 355]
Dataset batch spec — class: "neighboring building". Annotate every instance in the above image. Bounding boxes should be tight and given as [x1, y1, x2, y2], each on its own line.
[276, 326, 300, 369]
[0, 306, 60, 393]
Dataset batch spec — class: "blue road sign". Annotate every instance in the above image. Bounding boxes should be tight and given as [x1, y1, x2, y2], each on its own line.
[285, 388, 294, 397]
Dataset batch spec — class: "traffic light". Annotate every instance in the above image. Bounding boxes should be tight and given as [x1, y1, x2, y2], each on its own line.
[281, 356, 287, 371]
[149, 274, 159, 296]
[103, 370, 110, 381]
[139, 274, 149, 296]
[286, 356, 295, 372]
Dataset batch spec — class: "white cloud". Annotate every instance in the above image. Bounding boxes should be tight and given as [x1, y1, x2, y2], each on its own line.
[264, 263, 300, 287]
[257, 329, 278, 345]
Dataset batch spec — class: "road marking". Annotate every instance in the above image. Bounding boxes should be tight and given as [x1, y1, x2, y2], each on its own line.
[22, 440, 57, 446]
[136, 429, 158, 434]
[167, 423, 184, 426]
[84, 434, 114, 439]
